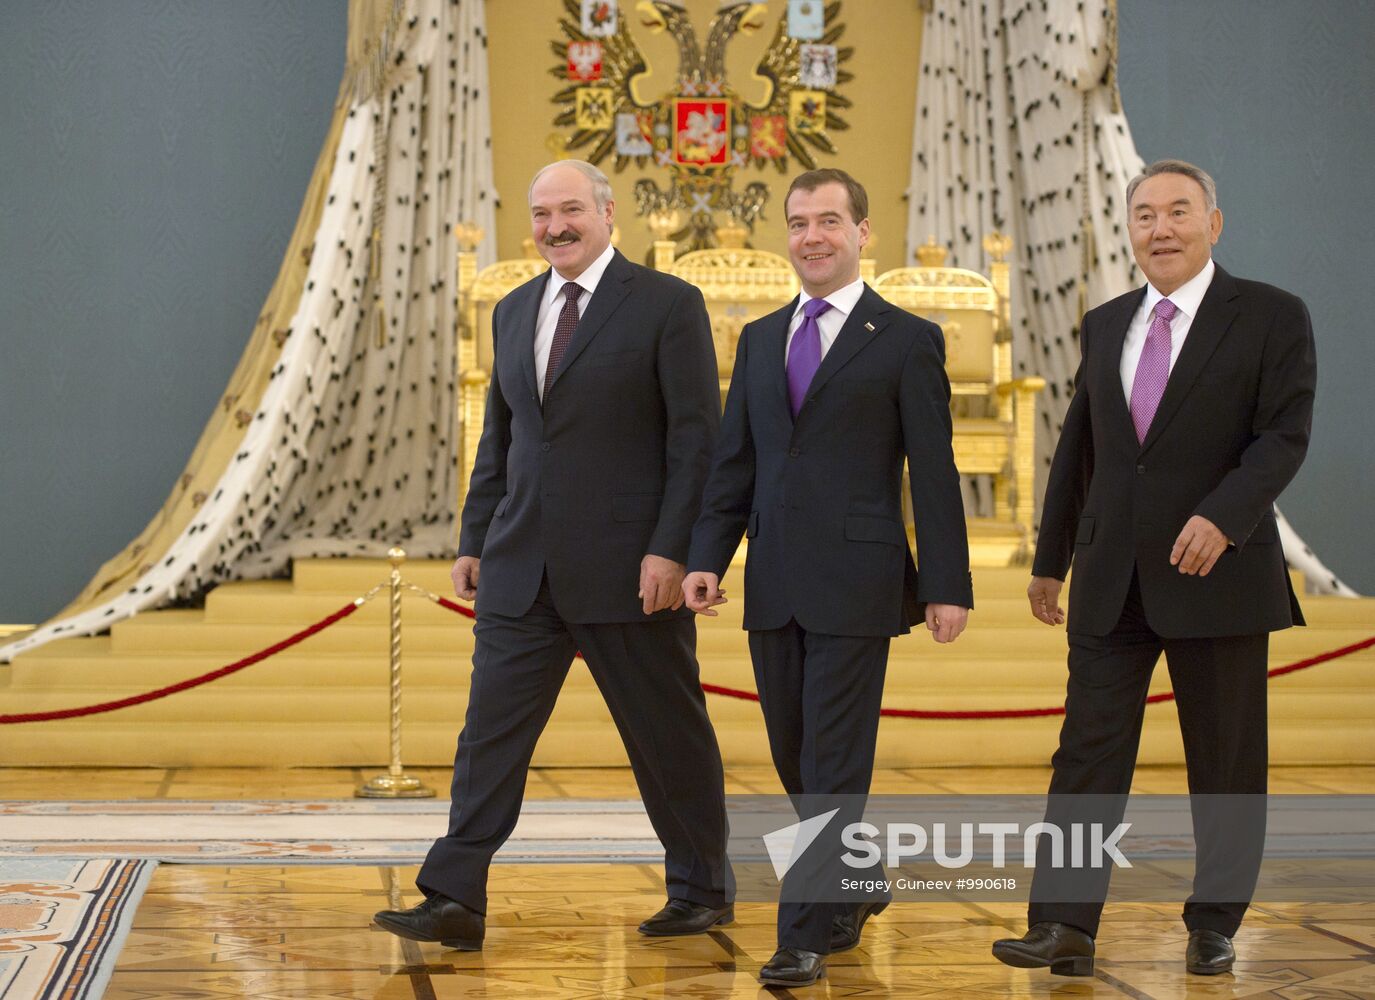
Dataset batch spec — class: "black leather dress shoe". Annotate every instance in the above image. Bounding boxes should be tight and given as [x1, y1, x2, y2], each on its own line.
[373, 894, 484, 950]
[1186, 928, 1235, 975]
[759, 947, 826, 987]
[637, 898, 734, 936]
[991, 921, 1095, 976]
[831, 898, 890, 952]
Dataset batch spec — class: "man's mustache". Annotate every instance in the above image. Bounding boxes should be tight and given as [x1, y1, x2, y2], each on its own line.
[544, 232, 581, 244]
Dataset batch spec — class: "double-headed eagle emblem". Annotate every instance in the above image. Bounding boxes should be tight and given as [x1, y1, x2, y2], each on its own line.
[550, 0, 851, 250]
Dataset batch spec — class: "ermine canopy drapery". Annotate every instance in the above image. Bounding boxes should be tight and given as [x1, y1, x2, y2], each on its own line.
[2, 0, 499, 662]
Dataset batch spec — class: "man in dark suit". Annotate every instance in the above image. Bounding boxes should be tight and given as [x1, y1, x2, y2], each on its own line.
[993, 160, 1316, 977]
[374, 159, 733, 949]
[684, 168, 973, 986]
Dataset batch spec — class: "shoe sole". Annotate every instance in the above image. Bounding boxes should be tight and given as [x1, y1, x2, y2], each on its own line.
[637, 908, 735, 936]
[992, 944, 1094, 977]
[372, 917, 483, 951]
[759, 969, 826, 987]
[1187, 962, 1234, 975]
[830, 899, 891, 953]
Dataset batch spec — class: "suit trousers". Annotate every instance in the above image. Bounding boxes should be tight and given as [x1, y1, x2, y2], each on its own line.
[750, 620, 892, 953]
[1028, 571, 1268, 938]
[418, 574, 733, 912]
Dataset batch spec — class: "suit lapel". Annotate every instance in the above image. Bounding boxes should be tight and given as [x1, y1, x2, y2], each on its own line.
[796, 286, 889, 417]
[1139, 265, 1240, 454]
[1100, 287, 1145, 448]
[546, 249, 632, 392]
[763, 296, 798, 418]
[511, 271, 548, 404]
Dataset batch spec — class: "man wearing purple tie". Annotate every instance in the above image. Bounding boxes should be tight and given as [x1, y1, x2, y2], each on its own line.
[993, 160, 1316, 977]
[684, 169, 973, 986]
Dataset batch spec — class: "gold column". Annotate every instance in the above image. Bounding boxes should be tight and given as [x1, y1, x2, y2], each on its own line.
[454, 223, 484, 517]
[459, 369, 489, 516]
[647, 210, 681, 272]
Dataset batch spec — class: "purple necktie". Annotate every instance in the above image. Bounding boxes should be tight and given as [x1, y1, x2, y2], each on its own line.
[787, 297, 833, 419]
[543, 281, 583, 396]
[1129, 297, 1177, 443]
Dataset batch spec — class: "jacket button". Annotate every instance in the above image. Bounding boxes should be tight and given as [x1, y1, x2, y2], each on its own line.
[789, 447, 800, 457]
[542, 443, 551, 452]
[1136, 464, 1146, 474]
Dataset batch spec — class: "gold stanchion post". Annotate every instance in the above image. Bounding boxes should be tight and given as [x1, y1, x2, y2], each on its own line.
[357, 547, 435, 798]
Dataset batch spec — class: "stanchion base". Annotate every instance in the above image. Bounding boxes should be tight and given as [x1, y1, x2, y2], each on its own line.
[355, 772, 436, 798]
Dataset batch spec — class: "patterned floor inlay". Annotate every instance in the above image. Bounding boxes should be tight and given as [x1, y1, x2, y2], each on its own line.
[95, 864, 1375, 1000]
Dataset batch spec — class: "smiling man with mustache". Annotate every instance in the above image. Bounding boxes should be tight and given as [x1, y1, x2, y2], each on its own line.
[375, 159, 733, 950]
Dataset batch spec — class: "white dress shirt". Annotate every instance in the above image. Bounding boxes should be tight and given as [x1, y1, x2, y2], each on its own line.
[1120, 258, 1215, 401]
[785, 276, 867, 364]
[534, 242, 616, 399]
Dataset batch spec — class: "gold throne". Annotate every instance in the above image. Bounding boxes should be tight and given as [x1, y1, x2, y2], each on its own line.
[454, 226, 1043, 565]
[872, 236, 1045, 564]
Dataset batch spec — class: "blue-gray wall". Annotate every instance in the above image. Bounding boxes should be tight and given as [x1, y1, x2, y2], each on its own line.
[2, 2, 1372, 625]
[0, 3, 346, 622]
[1116, 0, 1375, 593]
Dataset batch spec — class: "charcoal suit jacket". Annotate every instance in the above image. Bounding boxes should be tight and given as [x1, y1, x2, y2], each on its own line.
[1034, 263, 1316, 638]
[458, 249, 720, 623]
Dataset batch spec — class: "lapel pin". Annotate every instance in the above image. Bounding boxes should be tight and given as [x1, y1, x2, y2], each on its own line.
[864, 321, 875, 331]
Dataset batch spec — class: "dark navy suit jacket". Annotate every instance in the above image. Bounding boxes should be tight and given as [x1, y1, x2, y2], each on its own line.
[688, 285, 973, 637]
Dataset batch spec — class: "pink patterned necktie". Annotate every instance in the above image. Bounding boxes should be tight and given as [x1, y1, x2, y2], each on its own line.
[787, 297, 833, 418]
[1129, 297, 1177, 443]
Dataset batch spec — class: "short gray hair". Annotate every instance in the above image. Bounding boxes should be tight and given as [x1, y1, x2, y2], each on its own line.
[1126, 159, 1218, 214]
[528, 159, 614, 211]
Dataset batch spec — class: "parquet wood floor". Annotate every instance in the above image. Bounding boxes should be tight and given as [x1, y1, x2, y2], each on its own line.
[11, 766, 1373, 998]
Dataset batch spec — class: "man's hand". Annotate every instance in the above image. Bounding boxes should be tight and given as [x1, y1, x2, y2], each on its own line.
[682, 571, 728, 616]
[451, 556, 480, 601]
[1027, 576, 1065, 626]
[1171, 515, 1231, 576]
[925, 603, 969, 643]
[639, 555, 687, 615]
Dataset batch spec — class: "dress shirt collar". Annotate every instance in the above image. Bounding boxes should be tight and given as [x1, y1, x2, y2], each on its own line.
[547, 241, 615, 306]
[795, 276, 866, 322]
[1143, 257, 1215, 322]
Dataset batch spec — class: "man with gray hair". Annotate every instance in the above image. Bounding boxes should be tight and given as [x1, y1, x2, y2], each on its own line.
[375, 159, 733, 948]
[993, 159, 1316, 977]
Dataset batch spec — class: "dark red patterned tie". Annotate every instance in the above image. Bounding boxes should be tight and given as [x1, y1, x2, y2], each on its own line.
[543, 282, 584, 396]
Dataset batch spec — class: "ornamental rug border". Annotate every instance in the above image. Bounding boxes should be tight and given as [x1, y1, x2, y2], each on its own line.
[0, 857, 155, 1000]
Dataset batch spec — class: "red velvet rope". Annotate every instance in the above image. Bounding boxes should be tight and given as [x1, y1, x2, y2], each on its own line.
[432, 595, 1374, 720]
[7, 592, 1367, 727]
[0, 601, 361, 725]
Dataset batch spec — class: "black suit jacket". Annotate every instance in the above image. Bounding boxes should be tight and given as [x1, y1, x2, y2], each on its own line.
[1034, 264, 1316, 638]
[458, 250, 720, 623]
[688, 285, 973, 637]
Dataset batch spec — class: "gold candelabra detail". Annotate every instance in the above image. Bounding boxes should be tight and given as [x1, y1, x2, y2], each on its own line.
[714, 223, 749, 249]
[649, 209, 683, 271]
[915, 236, 949, 268]
[982, 231, 1013, 265]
